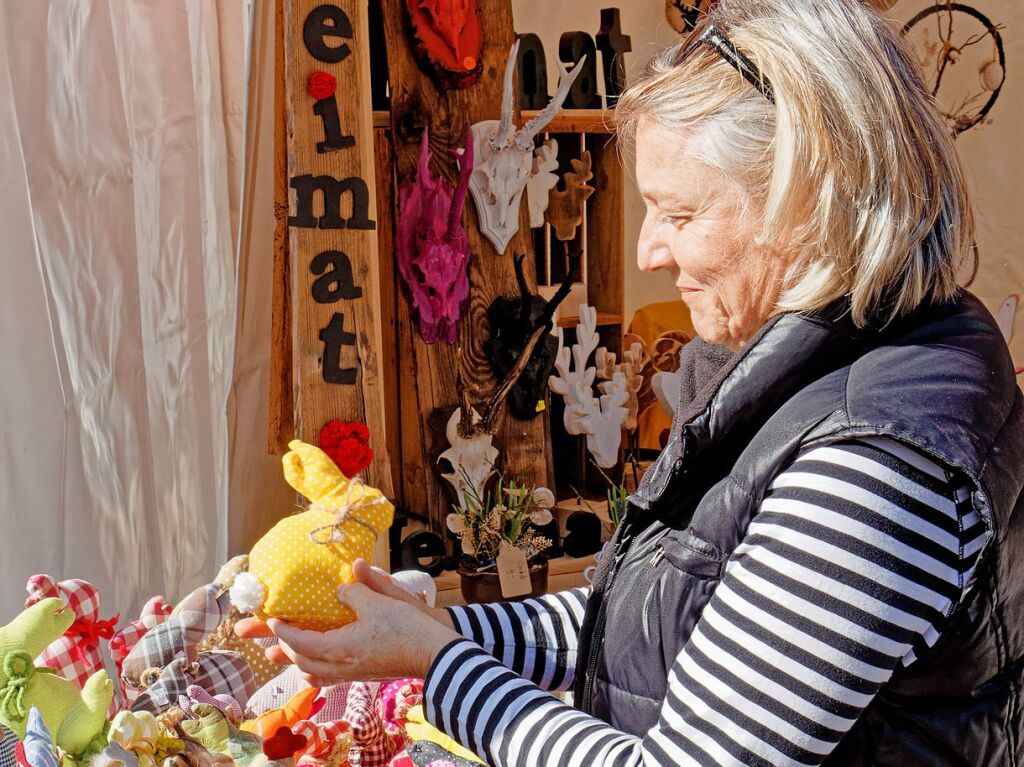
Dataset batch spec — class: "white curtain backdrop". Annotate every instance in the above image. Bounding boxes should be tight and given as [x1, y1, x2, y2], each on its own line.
[0, 0, 248, 620]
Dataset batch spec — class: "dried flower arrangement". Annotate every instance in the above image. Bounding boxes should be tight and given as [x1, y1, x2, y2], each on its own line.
[445, 472, 556, 570]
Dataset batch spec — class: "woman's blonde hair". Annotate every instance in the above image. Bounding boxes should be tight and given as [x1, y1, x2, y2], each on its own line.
[616, 0, 976, 326]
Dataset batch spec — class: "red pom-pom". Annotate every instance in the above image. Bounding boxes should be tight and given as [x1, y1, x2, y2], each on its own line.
[308, 70, 337, 100]
[319, 420, 374, 478]
[263, 726, 308, 760]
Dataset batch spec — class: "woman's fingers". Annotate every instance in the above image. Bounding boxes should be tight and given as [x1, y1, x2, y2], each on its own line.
[334, 582, 378, 616]
[234, 617, 274, 639]
[264, 644, 291, 665]
[354, 560, 422, 606]
[279, 647, 353, 680]
[267, 619, 337, 658]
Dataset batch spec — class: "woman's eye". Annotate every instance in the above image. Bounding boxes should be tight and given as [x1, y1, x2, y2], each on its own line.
[658, 212, 690, 226]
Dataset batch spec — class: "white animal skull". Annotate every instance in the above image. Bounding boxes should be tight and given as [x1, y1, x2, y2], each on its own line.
[467, 40, 585, 255]
[438, 408, 499, 511]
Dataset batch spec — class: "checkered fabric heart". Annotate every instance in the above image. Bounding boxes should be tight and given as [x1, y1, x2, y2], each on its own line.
[130, 651, 256, 715]
[111, 596, 174, 710]
[24, 575, 117, 691]
[179, 685, 244, 725]
[292, 719, 351, 765]
[246, 666, 351, 723]
[121, 584, 231, 689]
[344, 682, 406, 767]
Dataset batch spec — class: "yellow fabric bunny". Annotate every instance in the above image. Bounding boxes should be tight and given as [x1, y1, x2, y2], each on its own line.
[230, 440, 394, 631]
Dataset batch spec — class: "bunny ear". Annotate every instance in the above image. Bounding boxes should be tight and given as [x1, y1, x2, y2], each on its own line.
[24, 575, 60, 606]
[57, 579, 101, 619]
[282, 440, 347, 502]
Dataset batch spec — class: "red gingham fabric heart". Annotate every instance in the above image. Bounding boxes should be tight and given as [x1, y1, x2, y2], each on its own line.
[24, 575, 117, 691]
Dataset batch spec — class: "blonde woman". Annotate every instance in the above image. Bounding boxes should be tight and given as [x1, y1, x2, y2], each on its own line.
[240, 1, 1024, 764]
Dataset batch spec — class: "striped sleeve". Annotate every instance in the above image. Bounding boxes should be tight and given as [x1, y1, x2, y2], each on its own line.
[445, 587, 590, 691]
[425, 437, 988, 767]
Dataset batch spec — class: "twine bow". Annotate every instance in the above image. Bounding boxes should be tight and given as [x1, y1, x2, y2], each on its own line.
[1, 653, 56, 723]
[307, 480, 389, 548]
[66, 614, 119, 664]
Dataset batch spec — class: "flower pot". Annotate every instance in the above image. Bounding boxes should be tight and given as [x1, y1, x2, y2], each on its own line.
[459, 560, 549, 604]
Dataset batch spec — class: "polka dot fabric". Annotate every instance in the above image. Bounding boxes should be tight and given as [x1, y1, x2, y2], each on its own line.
[246, 440, 394, 631]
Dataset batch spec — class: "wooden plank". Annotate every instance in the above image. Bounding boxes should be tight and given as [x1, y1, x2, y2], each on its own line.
[556, 311, 623, 329]
[284, 0, 394, 574]
[380, 0, 553, 544]
[432, 553, 596, 591]
[268, 0, 294, 454]
[373, 125, 403, 504]
[586, 135, 625, 358]
[372, 108, 617, 134]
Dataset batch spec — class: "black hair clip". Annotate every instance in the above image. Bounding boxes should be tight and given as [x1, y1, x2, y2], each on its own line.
[700, 23, 775, 102]
[678, 20, 775, 103]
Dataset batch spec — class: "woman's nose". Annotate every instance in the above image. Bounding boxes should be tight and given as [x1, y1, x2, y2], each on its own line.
[637, 224, 674, 273]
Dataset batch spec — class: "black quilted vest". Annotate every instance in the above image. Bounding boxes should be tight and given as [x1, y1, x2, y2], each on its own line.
[573, 293, 1024, 765]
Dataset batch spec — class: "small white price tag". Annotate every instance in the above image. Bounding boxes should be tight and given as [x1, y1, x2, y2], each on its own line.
[497, 543, 533, 598]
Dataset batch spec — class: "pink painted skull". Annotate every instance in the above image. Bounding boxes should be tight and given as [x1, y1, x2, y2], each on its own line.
[396, 128, 473, 345]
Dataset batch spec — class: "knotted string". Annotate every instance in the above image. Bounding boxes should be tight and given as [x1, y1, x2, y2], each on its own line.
[307, 479, 389, 549]
[1, 653, 57, 723]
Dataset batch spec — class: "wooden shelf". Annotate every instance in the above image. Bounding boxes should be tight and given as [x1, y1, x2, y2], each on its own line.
[433, 553, 597, 591]
[372, 108, 616, 134]
[556, 311, 622, 329]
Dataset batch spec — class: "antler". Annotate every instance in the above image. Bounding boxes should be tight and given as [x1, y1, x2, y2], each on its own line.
[491, 39, 521, 152]
[449, 127, 473, 238]
[456, 322, 548, 438]
[536, 257, 581, 330]
[515, 55, 586, 151]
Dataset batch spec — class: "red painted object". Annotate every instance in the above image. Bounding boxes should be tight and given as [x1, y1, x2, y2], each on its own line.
[307, 70, 337, 100]
[405, 0, 483, 89]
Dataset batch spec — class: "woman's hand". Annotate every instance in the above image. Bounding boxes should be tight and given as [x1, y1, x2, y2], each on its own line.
[234, 559, 459, 685]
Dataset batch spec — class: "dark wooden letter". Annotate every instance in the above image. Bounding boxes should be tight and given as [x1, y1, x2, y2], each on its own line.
[304, 4, 353, 64]
[289, 174, 377, 230]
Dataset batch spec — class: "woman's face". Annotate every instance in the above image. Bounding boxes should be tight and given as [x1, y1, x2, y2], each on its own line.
[634, 120, 793, 350]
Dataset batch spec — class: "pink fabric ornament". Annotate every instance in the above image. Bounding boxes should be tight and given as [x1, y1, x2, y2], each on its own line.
[24, 575, 118, 691]
[343, 683, 406, 767]
[396, 128, 473, 345]
[376, 679, 423, 737]
[178, 685, 244, 726]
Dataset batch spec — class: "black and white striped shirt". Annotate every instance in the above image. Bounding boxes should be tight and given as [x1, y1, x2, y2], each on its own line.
[424, 437, 988, 766]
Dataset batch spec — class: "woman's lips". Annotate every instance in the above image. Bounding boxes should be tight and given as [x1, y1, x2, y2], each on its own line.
[678, 285, 701, 294]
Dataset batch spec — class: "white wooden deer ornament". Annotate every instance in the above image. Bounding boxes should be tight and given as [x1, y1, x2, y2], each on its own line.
[466, 40, 585, 254]
[549, 304, 600, 436]
[527, 139, 559, 228]
[582, 372, 630, 468]
[549, 304, 630, 468]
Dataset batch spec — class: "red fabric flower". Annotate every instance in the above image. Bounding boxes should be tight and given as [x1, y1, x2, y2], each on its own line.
[319, 420, 374, 478]
[308, 70, 337, 100]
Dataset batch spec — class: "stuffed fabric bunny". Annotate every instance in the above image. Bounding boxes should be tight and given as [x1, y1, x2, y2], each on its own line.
[230, 441, 394, 631]
[0, 599, 114, 759]
[24, 576, 117, 692]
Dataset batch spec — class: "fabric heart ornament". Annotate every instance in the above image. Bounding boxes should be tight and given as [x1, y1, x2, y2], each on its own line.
[121, 585, 230, 690]
[129, 651, 255, 715]
[262, 726, 308, 761]
[318, 421, 373, 479]
[24, 576, 118, 691]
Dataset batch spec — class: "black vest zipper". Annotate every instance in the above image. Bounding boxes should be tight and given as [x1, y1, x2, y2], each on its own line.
[580, 457, 685, 713]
